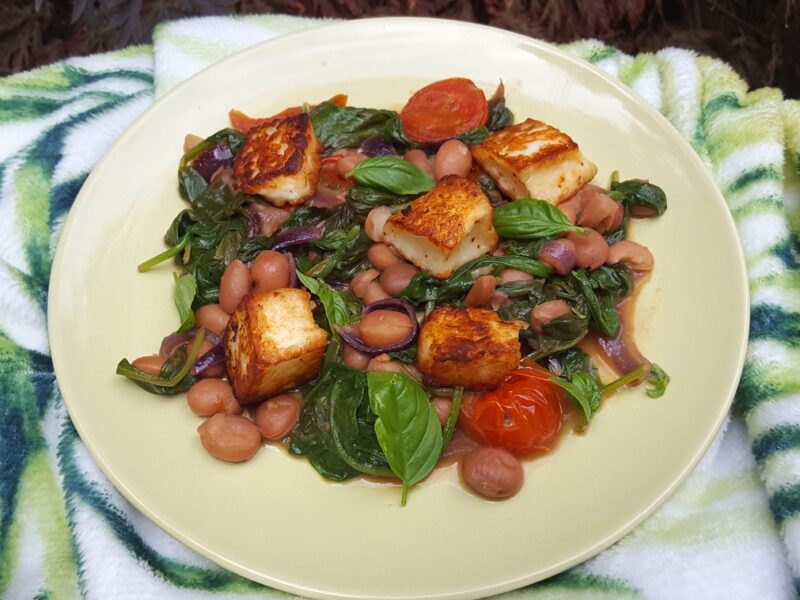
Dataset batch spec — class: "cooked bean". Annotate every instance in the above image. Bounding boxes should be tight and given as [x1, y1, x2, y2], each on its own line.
[379, 263, 419, 297]
[499, 268, 534, 284]
[131, 355, 165, 376]
[195, 304, 230, 337]
[254, 395, 301, 440]
[367, 243, 401, 270]
[358, 310, 413, 348]
[630, 204, 658, 218]
[335, 149, 368, 179]
[565, 229, 609, 270]
[490, 292, 509, 311]
[197, 339, 225, 379]
[460, 447, 524, 499]
[197, 413, 261, 463]
[183, 133, 204, 153]
[187, 378, 241, 416]
[432, 397, 452, 426]
[365, 206, 392, 242]
[558, 195, 583, 225]
[577, 193, 619, 233]
[531, 300, 572, 332]
[403, 149, 435, 178]
[351, 269, 380, 299]
[607, 240, 654, 271]
[363, 281, 391, 305]
[608, 203, 625, 231]
[343, 344, 371, 369]
[251, 251, 290, 293]
[434, 139, 472, 180]
[464, 275, 496, 308]
[367, 354, 404, 373]
[219, 259, 251, 314]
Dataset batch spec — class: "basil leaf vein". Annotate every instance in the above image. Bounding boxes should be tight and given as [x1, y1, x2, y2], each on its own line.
[349, 157, 434, 195]
[493, 198, 585, 239]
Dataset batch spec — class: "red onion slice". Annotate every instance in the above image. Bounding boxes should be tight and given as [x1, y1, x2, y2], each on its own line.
[191, 343, 225, 376]
[192, 144, 235, 181]
[360, 135, 397, 157]
[538, 239, 577, 276]
[159, 331, 195, 357]
[335, 298, 419, 356]
[272, 226, 322, 251]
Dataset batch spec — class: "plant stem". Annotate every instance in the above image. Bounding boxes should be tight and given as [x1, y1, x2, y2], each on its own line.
[137, 236, 187, 272]
[601, 365, 647, 396]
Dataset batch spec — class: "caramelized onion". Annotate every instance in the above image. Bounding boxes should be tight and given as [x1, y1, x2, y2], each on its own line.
[272, 226, 322, 251]
[335, 298, 419, 356]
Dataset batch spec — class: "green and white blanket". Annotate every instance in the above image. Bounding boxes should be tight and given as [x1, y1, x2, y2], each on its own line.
[2, 14, 800, 599]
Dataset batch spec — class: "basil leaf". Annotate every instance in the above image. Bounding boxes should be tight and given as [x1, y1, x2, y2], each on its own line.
[367, 371, 443, 506]
[646, 363, 670, 398]
[550, 372, 602, 428]
[173, 272, 196, 333]
[611, 179, 667, 216]
[493, 198, 585, 239]
[571, 270, 619, 336]
[349, 157, 434, 195]
[296, 271, 360, 330]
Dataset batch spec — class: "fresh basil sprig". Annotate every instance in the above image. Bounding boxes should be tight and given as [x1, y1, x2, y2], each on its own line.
[493, 198, 585, 239]
[367, 371, 443, 506]
[349, 157, 434, 195]
[173, 272, 196, 333]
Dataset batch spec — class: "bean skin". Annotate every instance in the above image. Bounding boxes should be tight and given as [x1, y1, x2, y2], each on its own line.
[250, 251, 290, 293]
[499, 269, 534, 284]
[464, 275, 496, 308]
[432, 397, 452, 426]
[358, 310, 413, 348]
[187, 378, 241, 416]
[433, 139, 472, 180]
[254, 395, 301, 440]
[132, 355, 165, 376]
[219, 259, 251, 314]
[379, 263, 419, 297]
[367, 243, 401, 270]
[530, 300, 572, 332]
[607, 240, 654, 271]
[362, 281, 391, 305]
[351, 269, 380, 299]
[565, 229, 609, 270]
[460, 447, 524, 499]
[403, 149, 435, 178]
[365, 206, 392, 242]
[342, 344, 371, 369]
[367, 354, 404, 373]
[195, 304, 230, 337]
[197, 413, 261, 463]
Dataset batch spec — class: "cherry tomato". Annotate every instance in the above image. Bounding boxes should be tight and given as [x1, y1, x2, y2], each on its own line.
[229, 94, 349, 133]
[400, 78, 488, 144]
[459, 363, 564, 454]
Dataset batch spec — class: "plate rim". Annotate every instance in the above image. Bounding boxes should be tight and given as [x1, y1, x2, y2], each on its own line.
[47, 16, 750, 599]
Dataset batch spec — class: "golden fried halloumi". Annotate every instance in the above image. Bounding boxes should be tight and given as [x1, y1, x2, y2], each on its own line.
[416, 307, 524, 389]
[382, 176, 498, 279]
[224, 288, 328, 403]
[470, 118, 597, 204]
[233, 112, 321, 206]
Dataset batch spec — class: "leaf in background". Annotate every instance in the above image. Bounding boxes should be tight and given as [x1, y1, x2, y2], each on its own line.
[551, 371, 602, 428]
[646, 363, 671, 398]
[367, 371, 443, 506]
[173, 272, 196, 332]
[349, 156, 434, 195]
[571, 270, 619, 336]
[493, 198, 585, 239]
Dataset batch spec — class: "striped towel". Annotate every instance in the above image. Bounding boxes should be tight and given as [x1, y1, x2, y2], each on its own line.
[2, 14, 799, 599]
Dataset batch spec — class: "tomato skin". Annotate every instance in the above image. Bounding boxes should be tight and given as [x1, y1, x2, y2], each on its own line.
[400, 78, 488, 144]
[460, 364, 564, 454]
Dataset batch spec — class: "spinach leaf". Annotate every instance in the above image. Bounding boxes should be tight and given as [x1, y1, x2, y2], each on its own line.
[297, 271, 361, 331]
[349, 157, 434, 195]
[571, 270, 620, 336]
[191, 181, 249, 223]
[178, 168, 208, 204]
[180, 128, 246, 169]
[487, 97, 514, 130]
[522, 310, 589, 361]
[173, 272, 196, 333]
[500, 237, 552, 259]
[584, 264, 634, 299]
[611, 179, 667, 216]
[346, 186, 408, 215]
[389, 346, 418, 364]
[546, 347, 595, 379]
[441, 387, 463, 451]
[646, 363, 670, 398]
[307, 226, 361, 279]
[458, 127, 490, 146]
[603, 202, 629, 244]
[477, 173, 505, 207]
[367, 371, 443, 506]
[309, 102, 412, 153]
[116, 331, 204, 394]
[551, 372, 602, 428]
[493, 198, 584, 239]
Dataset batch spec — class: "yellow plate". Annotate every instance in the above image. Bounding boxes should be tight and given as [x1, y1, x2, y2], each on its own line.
[48, 18, 748, 600]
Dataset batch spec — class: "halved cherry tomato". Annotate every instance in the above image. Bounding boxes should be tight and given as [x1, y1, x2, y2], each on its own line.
[459, 363, 564, 454]
[229, 94, 349, 133]
[400, 78, 488, 144]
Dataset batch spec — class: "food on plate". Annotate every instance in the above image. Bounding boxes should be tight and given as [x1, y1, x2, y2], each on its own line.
[117, 77, 670, 505]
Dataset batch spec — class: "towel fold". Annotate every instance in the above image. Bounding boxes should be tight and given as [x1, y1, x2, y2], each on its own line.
[1, 15, 799, 599]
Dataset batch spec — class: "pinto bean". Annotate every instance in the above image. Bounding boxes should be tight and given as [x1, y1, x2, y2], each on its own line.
[254, 394, 301, 440]
[606, 240, 654, 271]
[499, 268, 534, 284]
[363, 281, 391, 305]
[379, 263, 419, 297]
[434, 139, 472, 180]
[531, 300, 572, 333]
[187, 379, 241, 417]
[351, 269, 380, 299]
[219, 259, 251, 314]
[403, 149, 435, 179]
[197, 413, 261, 463]
[334, 149, 368, 179]
[577, 193, 620, 234]
[565, 229, 609, 270]
[131, 355, 165, 376]
[367, 354, 405, 373]
[608, 203, 625, 231]
[365, 206, 392, 242]
[250, 251, 290, 293]
[367, 243, 401, 270]
[183, 133, 204, 153]
[460, 447, 524, 499]
[358, 310, 413, 348]
[432, 397, 452, 426]
[464, 275, 496, 308]
[195, 304, 230, 337]
[342, 344, 371, 369]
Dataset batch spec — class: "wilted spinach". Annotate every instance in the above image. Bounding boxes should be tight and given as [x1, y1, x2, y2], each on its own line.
[346, 186, 409, 215]
[487, 97, 514, 130]
[458, 127, 490, 146]
[179, 128, 245, 169]
[572, 270, 620, 337]
[173, 272, 196, 332]
[116, 333, 203, 395]
[551, 371, 602, 428]
[309, 102, 412, 154]
[610, 179, 667, 216]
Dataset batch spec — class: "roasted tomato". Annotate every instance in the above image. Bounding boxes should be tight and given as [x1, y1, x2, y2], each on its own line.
[459, 363, 564, 453]
[400, 78, 488, 144]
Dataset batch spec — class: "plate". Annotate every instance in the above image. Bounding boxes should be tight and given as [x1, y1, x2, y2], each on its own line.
[48, 18, 748, 600]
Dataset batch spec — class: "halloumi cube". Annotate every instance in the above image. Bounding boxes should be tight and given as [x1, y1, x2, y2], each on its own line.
[470, 118, 597, 205]
[382, 176, 498, 280]
[233, 112, 321, 206]
[224, 288, 328, 403]
[416, 307, 524, 389]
